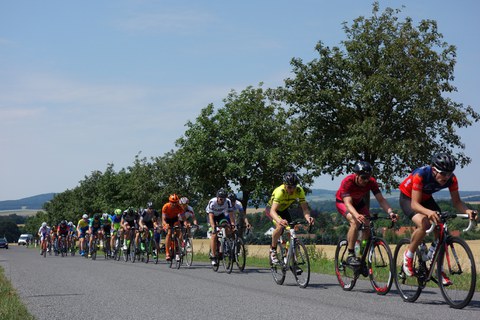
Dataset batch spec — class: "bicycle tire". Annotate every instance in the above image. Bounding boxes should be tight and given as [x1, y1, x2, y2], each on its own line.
[184, 238, 193, 267]
[129, 239, 136, 263]
[292, 239, 310, 288]
[393, 238, 422, 302]
[270, 241, 286, 285]
[368, 238, 393, 295]
[91, 239, 97, 260]
[175, 236, 182, 269]
[334, 238, 357, 291]
[437, 236, 476, 309]
[211, 240, 220, 272]
[235, 237, 246, 272]
[226, 238, 234, 274]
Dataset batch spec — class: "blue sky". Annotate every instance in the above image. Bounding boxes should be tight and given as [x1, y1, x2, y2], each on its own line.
[1, 0, 479, 201]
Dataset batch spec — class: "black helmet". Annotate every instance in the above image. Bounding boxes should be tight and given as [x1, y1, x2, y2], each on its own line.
[147, 201, 153, 208]
[228, 192, 236, 203]
[94, 213, 101, 219]
[353, 161, 373, 175]
[216, 188, 227, 199]
[282, 172, 299, 186]
[431, 152, 456, 172]
[61, 220, 67, 226]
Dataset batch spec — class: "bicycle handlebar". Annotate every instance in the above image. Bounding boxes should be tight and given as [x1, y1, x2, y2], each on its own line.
[426, 212, 476, 234]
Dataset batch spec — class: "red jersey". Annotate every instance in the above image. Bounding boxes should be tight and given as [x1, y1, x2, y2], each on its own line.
[336, 174, 381, 205]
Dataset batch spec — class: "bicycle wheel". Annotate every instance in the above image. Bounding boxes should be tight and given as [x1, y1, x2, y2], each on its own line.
[235, 237, 246, 272]
[225, 239, 235, 274]
[334, 238, 357, 291]
[184, 238, 193, 267]
[175, 237, 182, 269]
[270, 242, 286, 285]
[368, 238, 393, 295]
[129, 239, 136, 263]
[292, 239, 310, 288]
[437, 236, 476, 309]
[168, 238, 174, 268]
[91, 239, 97, 260]
[393, 238, 422, 302]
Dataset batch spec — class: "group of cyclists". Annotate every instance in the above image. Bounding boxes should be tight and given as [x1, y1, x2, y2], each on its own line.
[37, 152, 477, 288]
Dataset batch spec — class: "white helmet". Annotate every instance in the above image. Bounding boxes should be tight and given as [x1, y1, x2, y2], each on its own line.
[102, 213, 109, 220]
[179, 197, 189, 205]
[82, 214, 88, 219]
[41, 222, 47, 227]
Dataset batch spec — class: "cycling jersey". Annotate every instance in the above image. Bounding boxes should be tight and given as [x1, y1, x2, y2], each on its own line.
[140, 208, 159, 228]
[111, 214, 122, 230]
[267, 184, 307, 212]
[122, 211, 139, 225]
[38, 226, 50, 240]
[399, 165, 458, 201]
[77, 219, 89, 231]
[205, 198, 234, 217]
[89, 218, 102, 229]
[179, 205, 195, 221]
[335, 174, 381, 206]
[57, 224, 69, 235]
[162, 203, 184, 219]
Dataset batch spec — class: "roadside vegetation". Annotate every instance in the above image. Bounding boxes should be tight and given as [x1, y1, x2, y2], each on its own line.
[0, 266, 35, 320]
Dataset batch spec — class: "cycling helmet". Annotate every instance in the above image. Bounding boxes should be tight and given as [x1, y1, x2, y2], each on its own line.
[147, 201, 153, 208]
[102, 213, 109, 220]
[283, 172, 299, 186]
[94, 213, 101, 219]
[353, 161, 373, 175]
[60, 220, 67, 226]
[82, 214, 88, 219]
[216, 188, 227, 199]
[179, 197, 189, 205]
[68, 222, 73, 226]
[42, 222, 47, 227]
[114, 209, 122, 216]
[228, 192, 236, 203]
[431, 152, 456, 172]
[169, 194, 180, 203]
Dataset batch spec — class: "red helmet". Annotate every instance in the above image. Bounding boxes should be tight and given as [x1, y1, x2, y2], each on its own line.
[169, 194, 180, 203]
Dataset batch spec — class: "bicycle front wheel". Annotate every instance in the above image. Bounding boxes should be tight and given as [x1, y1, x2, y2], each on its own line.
[175, 237, 182, 269]
[235, 237, 246, 272]
[270, 242, 286, 285]
[184, 238, 193, 267]
[368, 238, 393, 295]
[393, 238, 422, 302]
[437, 236, 476, 309]
[334, 238, 357, 291]
[292, 240, 310, 288]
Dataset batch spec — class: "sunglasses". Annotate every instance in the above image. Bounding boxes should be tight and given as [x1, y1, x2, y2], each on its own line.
[285, 185, 296, 190]
[434, 167, 453, 178]
[359, 174, 371, 181]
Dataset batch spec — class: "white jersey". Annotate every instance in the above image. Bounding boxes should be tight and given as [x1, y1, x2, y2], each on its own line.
[179, 205, 195, 221]
[205, 197, 234, 217]
[232, 200, 244, 214]
[38, 226, 50, 239]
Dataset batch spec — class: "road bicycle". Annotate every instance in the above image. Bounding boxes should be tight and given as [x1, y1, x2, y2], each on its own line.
[123, 227, 137, 263]
[270, 220, 311, 288]
[89, 233, 100, 260]
[112, 230, 122, 261]
[224, 226, 246, 273]
[58, 234, 68, 257]
[69, 234, 77, 256]
[103, 231, 112, 260]
[140, 228, 158, 264]
[394, 211, 477, 309]
[165, 225, 182, 269]
[335, 213, 395, 295]
[181, 225, 197, 267]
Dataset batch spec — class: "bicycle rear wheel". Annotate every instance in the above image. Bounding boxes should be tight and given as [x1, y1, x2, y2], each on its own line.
[175, 237, 182, 269]
[235, 237, 246, 272]
[334, 238, 357, 291]
[292, 239, 310, 288]
[270, 242, 286, 285]
[437, 236, 476, 309]
[225, 239, 235, 274]
[129, 240, 136, 263]
[368, 238, 393, 295]
[184, 238, 193, 267]
[393, 238, 422, 302]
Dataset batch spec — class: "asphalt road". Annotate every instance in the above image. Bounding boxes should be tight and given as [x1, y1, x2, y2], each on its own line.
[1, 246, 480, 320]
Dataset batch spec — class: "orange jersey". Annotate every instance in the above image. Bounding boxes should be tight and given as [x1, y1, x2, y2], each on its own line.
[162, 202, 184, 219]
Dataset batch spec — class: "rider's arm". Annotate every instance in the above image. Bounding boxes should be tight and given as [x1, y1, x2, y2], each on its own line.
[300, 202, 313, 224]
[343, 196, 365, 223]
[450, 189, 477, 220]
[208, 213, 216, 230]
[411, 189, 439, 223]
[374, 193, 396, 220]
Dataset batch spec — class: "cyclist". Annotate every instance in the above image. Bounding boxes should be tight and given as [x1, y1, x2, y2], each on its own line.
[110, 209, 123, 257]
[121, 208, 140, 252]
[162, 194, 184, 261]
[88, 213, 102, 258]
[67, 221, 76, 251]
[101, 213, 113, 255]
[38, 222, 50, 255]
[266, 172, 314, 265]
[178, 197, 198, 235]
[206, 188, 236, 266]
[336, 161, 397, 266]
[139, 202, 160, 257]
[228, 192, 251, 238]
[50, 223, 58, 254]
[400, 153, 477, 283]
[57, 220, 69, 252]
[77, 214, 89, 256]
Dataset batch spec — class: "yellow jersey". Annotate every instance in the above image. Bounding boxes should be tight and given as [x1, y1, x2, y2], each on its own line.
[267, 184, 307, 212]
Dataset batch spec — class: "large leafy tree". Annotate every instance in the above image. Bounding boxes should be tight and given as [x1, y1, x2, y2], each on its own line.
[276, 2, 479, 190]
[175, 84, 312, 209]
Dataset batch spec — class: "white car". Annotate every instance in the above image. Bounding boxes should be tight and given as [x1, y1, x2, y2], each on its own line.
[17, 234, 34, 246]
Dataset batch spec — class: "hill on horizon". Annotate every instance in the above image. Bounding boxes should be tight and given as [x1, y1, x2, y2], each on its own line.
[0, 193, 55, 210]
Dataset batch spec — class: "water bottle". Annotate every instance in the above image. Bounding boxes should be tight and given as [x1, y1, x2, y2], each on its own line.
[427, 240, 438, 260]
[419, 243, 428, 261]
[354, 240, 361, 256]
[361, 239, 367, 253]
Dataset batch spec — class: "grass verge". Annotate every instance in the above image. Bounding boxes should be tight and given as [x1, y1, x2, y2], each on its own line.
[0, 266, 35, 320]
